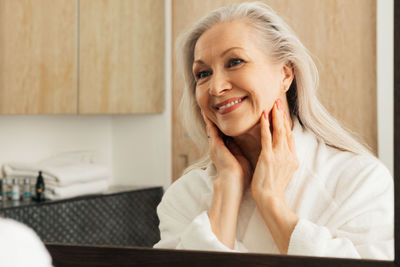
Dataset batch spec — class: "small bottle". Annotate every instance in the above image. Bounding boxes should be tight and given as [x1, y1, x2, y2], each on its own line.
[11, 178, 20, 201]
[2, 179, 9, 201]
[34, 171, 45, 202]
[0, 179, 3, 201]
[22, 178, 31, 201]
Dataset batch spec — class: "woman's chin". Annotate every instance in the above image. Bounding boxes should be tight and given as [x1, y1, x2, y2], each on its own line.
[219, 119, 261, 138]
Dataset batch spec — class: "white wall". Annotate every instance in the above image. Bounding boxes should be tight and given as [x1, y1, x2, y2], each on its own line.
[377, 0, 394, 175]
[111, 114, 170, 188]
[0, 115, 113, 170]
[111, 0, 172, 189]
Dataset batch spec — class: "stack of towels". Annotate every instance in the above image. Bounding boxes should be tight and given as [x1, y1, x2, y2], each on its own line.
[2, 151, 110, 200]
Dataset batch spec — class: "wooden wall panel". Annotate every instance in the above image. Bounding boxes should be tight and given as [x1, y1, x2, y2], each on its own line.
[0, 0, 77, 114]
[172, 0, 377, 181]
[79, 0, 164, 114]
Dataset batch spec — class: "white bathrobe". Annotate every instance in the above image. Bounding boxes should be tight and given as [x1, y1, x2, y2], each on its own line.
[154, 120, 394, 260]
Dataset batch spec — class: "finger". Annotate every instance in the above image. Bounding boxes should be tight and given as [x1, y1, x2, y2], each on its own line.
[260, 109, 272, 152]
[201, 111, 218, 139]
[283, 112, 294, 151]
[201, 111, 226, 149]
[283, 112, 291, 141]
[284, 113, 296, 153]
[201, 111, 211, 139]
[272, 100, 285, 148]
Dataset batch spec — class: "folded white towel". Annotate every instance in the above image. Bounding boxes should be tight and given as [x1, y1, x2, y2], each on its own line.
[3, 163, 110, 186]
[45, 179, 109, 200]
[3, 151, 111, 186]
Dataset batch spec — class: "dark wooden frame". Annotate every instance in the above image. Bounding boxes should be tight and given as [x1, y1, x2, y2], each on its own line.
[45, 2, 399, 266]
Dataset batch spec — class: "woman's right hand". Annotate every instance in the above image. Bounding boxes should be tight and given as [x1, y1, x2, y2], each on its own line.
[201, 111, 252, 194]
[202, 110, 252, 249]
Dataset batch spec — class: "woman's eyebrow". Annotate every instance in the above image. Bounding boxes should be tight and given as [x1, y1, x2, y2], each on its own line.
[220, 47, 244, 57]
[193, 59, 205, 65]
[193, 47, 245, 66]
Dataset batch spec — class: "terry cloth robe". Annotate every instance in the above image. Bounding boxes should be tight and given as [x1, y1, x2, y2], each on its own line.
[154, 119, 394, 260]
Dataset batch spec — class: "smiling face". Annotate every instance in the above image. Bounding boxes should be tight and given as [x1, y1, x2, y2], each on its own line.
[193, 20, 292, 137]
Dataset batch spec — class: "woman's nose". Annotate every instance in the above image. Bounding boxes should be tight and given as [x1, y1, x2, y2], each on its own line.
[209, 71, 232, 96]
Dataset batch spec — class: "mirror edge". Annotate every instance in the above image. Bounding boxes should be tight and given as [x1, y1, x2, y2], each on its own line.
[45, 243, 395, 266]
[46, 1, 400, 266]
[394, 0, 399, 264]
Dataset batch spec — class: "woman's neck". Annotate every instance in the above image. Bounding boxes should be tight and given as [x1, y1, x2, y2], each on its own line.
[232, 113, 294, 170]
[233, 123, 262, 170]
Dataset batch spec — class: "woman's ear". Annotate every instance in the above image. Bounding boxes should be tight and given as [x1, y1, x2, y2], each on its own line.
[281, 62, 294, 92]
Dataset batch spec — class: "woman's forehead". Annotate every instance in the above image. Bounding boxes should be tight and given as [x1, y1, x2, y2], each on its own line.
[194, 21, 256, 61]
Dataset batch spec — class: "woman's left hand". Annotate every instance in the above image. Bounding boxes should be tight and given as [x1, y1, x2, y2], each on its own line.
[251, 99, 299, 207]
[251, 99, 300, 254]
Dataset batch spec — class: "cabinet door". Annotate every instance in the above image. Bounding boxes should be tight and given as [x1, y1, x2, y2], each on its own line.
[79, 0, 164, 114]
[0, 0, 77, 114]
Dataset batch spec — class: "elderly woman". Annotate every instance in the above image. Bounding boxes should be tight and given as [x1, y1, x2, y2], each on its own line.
[154, 2, 393, 260]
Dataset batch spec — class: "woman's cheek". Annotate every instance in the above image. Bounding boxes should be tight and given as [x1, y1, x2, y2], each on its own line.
[200, 97, 208, 112]
[196, 90, 211, 117]
[195, 88, 204, 109]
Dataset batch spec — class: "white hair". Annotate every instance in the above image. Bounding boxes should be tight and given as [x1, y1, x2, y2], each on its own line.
[176, 1, 372, 174]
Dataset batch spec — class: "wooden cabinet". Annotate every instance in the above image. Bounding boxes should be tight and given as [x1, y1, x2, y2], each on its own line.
[0, 0, 164, 114]
[79, 0, 164, 114]
[0, 0, 77, 114]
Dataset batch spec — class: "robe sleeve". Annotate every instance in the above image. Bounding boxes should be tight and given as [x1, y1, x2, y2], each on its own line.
[288, 160, 394, 260]
[153, 169, 247, 252]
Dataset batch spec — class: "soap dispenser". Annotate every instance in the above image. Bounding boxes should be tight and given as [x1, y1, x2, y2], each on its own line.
[34, 171, 45, 202]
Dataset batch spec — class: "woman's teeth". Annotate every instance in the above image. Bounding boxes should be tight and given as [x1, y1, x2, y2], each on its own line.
[218, 98, 244, 110]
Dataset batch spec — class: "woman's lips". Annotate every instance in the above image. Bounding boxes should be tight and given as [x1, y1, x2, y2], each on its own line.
[215, 96, 247, 115]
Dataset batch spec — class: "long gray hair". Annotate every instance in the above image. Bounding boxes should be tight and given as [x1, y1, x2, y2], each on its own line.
[176, 2, 371, 174]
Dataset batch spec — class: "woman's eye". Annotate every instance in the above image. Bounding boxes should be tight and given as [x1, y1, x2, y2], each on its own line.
[228, 58, 244, 67]
[196, 71, 212, 80]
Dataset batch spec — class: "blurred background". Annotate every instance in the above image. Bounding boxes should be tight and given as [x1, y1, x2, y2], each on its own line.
[0, 0, 394, 191]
